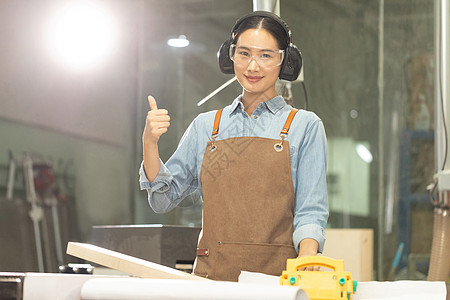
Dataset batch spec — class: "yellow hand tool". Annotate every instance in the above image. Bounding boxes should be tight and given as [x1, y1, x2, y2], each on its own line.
[280, 256, 357, 300]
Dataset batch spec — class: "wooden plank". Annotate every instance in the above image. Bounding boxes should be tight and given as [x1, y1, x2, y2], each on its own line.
[66, 242, 207, 280]
[322, 229, 374, 281]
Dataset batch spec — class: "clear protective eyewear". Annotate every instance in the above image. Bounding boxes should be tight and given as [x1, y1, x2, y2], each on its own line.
[229, 44, 285, 68]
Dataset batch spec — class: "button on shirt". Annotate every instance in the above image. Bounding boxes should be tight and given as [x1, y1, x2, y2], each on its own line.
[139, 95, 328, 253]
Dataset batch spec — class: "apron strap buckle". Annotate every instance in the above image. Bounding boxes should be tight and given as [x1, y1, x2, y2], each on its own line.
[274, 133, 287, 152]
[197, 248, 210, 256]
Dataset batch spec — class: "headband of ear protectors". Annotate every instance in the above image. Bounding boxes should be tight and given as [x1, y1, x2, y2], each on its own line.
[218, 11, 302, 82]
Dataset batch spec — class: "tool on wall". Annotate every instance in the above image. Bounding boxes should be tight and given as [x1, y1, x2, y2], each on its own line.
[33, 161, 64, 268]
[21, 154, 66, 272]
[23, 154, 45, 273]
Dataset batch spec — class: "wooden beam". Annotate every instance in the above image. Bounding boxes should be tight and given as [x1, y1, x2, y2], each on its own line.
[66, 242, 207, 280]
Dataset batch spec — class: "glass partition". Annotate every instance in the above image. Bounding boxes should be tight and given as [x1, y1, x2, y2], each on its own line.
[135, 0, 437, 280]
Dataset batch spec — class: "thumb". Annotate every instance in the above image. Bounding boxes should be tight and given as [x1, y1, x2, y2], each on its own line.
[148, 96, 158, 111]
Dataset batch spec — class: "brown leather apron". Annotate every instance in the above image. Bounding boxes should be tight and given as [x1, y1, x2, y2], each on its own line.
[193, 108, 299, 281]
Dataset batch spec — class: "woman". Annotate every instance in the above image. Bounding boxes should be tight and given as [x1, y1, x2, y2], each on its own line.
[139, 11, 328, 281]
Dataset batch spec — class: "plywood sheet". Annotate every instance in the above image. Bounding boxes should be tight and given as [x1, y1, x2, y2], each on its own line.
[66, 242, 207, 280]
[323, 229, 374, 281]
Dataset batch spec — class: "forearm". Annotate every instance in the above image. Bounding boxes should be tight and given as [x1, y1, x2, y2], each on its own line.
[143, 140, 161, 182]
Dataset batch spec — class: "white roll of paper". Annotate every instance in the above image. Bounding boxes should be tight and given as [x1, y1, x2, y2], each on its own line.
[81, 278, 308, 300]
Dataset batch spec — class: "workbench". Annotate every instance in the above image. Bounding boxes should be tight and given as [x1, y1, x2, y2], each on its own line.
[0, 271, 448, 300]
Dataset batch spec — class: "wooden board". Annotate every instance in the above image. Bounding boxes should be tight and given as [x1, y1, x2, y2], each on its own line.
[322, 229, 373, 281]
[66, 242, 207, 280]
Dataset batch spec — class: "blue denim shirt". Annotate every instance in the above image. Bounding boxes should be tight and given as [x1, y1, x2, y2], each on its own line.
[139, 95, 328, 253]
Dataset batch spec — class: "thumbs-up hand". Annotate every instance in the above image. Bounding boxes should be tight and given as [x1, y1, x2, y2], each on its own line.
[143, 96, 170, 144]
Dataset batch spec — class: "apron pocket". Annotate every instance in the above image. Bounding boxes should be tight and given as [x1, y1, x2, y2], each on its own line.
[214, 241, 297, 281]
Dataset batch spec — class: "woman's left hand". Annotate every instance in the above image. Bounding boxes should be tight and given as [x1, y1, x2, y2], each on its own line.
[297, 238, 321, 271]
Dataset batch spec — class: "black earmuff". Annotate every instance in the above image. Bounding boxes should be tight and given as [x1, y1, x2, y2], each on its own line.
[218, 39, 234, 74]
[218, 11, 303, 82]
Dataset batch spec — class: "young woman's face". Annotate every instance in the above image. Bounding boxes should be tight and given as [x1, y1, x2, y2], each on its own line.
[233, 28, 282, 100]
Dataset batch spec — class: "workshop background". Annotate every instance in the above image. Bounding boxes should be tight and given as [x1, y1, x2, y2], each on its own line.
[0, 0, 438, 281]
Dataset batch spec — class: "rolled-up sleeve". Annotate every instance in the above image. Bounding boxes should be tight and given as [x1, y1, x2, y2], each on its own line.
[139, 117, 202, 214]
[139, 159, 172, 191]
[292, 118, 328, 253]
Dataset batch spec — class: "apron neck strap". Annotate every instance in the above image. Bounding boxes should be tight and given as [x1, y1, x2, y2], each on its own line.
[211, 109, 224, 140]
[280, 108, 298, 137]
[211, 108, 298, 139]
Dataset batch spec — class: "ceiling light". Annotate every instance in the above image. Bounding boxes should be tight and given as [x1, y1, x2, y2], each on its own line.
[167, 35, 190, 48]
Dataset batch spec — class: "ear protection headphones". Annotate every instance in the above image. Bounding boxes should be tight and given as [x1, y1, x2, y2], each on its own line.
[218, 11, 302, 82]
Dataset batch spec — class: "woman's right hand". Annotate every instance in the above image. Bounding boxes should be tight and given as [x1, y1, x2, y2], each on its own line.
[143, 96, 170, 144]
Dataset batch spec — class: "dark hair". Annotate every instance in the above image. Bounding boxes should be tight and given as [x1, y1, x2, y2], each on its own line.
[232, 16, 289, 50]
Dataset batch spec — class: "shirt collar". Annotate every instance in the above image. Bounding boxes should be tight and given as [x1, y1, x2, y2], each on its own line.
[229, 96, 243, 114]
[265, 96, 287, 113]
[229, 95, 287, 116]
